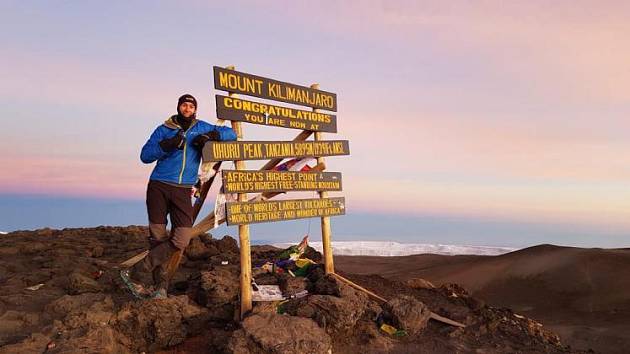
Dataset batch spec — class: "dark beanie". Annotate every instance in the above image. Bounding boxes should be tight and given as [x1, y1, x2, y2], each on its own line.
[177, 94, 197, 110]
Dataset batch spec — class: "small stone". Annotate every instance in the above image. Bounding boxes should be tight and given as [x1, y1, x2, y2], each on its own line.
[35, 228, 54, 237]
[67, 272, 103, 295]
[278, 274, 308, 296]
[310, 274, 340, 296]
[406, 278, 435, 289]
[91, 246, 104, 258]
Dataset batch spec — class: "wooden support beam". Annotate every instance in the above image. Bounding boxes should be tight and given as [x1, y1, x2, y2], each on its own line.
[331, 272, 387, 302]
[331, 273, 466, 328]
[259, 130, 313, 171]
[189, 129, 313, 236]
[222, 66, 254, 319]
[120, 250, 149, 268]
[311, 83, 335, 275]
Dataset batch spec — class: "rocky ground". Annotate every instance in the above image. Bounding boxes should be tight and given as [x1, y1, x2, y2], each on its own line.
[0, 226, 589, 353]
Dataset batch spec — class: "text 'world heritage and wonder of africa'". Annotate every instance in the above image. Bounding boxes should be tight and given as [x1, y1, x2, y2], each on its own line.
[226, 197, 345, 225]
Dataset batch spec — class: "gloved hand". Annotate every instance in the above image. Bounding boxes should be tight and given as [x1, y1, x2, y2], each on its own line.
[191, 131, 220, 150]
[159, 130, 186, 152]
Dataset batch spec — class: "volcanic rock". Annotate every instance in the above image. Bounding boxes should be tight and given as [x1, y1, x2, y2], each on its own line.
[309, 272, 341, 296]
[113, 295, 210, 352]
[0, 310, 40, 342]
[285, 283, 369, 335]
[383, 295, 432, 335]
[215, 235, 239, 255]
[227, 313, 332, 354]
[0, 333, 50, 354]
[66, 271, 103, 295]
[277, 273, 308, 296]
[45, 293, 107, 318]
[185, 237, 212, 260]
[52, 327, 121, 354]
[48, 295, 119, 353]
[406, 277, 436, 289]
[0, 226, 589, 354]
[90, 245, 104, 258]
[195, 266, 240, 321]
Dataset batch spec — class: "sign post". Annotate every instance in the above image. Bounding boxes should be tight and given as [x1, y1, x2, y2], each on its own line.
[207, 66, 348, 319]
[311, 83, 335, 274]
[225, 66, 253, 319]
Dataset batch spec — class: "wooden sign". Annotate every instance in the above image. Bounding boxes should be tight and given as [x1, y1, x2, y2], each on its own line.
[213, 66, 337, 111]
[223, 170, 342, 193]
[226, 197, 345, 225]
[216, 95, 337, 132]
[203, 140, 350, 162]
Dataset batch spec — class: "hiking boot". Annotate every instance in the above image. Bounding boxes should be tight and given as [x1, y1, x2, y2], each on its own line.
[150, 287, 168, 299]
[120, 241, 178, 298]
[120, 268, 152, 299]
[152, 265, 169, 292]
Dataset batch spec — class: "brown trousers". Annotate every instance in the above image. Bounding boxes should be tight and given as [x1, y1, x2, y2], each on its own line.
[146, 180, 193, 250]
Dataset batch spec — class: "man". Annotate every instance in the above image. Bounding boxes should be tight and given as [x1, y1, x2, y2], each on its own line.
[121, 94, 237, 299]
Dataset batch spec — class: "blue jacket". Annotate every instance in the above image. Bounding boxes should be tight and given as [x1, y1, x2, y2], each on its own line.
[141, 116, 237, 185]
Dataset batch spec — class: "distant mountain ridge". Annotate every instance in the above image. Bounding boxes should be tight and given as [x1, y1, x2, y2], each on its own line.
[335, 244, 630, 354]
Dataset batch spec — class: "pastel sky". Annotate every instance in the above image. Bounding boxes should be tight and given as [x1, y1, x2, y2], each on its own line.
[1, 1, 629, 246]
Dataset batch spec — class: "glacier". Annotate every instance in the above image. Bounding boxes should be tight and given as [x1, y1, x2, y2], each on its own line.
[273, 240, 517, 256]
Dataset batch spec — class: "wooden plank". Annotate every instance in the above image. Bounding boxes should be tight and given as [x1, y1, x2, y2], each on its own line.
[191, 131, 313, 236]
[222, 170, 342, 193]
[226, 197, 345, 226]
[192, 162, 222, 221]
[311, 83, 335, 274]
[203, 140, 350, 162]
[213, 66, 337, 111]
[331, 273, 387, 302]
[260, 131, 312, 171]
[216, 95, 337, 132]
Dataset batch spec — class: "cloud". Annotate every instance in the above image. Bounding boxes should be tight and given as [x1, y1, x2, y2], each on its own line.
[341, 109, 630, 183]
[379, 1, 630, 104]
[343, 175, 630, 229]
[0, 155, 149, 199]
[0, 48, 174, 113]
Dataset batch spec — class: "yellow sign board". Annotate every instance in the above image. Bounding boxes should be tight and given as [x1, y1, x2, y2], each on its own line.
[203, 140, 350, 162]
[216, 95, 337, 132]
[223, 170, 342, 193]
[226, 197, 345, 225]
[213, 66, 337, 111]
